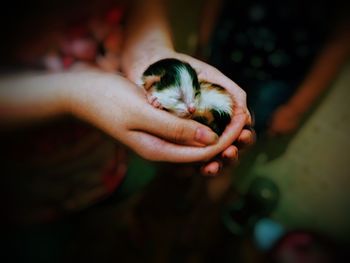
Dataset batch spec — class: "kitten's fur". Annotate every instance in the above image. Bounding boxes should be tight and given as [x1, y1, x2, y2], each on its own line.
[142, 58, 233, 135]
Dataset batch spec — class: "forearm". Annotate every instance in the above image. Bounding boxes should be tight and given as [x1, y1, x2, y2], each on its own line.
[121, 0, 174, 82]
[0, 72, 70, 126]
[288, 29, 350, 114]
[0, 70, 111, 127]
[197, 0, 223, 51]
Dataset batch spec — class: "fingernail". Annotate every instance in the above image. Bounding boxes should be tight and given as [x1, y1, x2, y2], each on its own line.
[195, 128, 218, 145]
[222, 147, 238, 159]
[222, 151, 233, 159]
[207, 163, 221, 176]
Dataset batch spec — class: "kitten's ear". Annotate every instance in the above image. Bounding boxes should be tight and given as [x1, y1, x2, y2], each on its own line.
[143, 75, 161, 90]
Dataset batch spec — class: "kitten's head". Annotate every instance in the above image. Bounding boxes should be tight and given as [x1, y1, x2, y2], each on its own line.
[143, 58, 201, 118]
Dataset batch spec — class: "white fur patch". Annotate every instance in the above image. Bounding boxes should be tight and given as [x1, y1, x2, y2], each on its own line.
[150, 86, 189, 117]
[148, 65, 197, 117]
[197, 88, 233, 116]
[177, 66, 195, 105]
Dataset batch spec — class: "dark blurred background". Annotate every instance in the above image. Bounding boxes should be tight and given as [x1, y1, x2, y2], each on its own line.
[1, 0, 350, 262]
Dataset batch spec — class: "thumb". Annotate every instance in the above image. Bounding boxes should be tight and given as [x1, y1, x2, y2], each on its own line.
[133, 104, 219, 146]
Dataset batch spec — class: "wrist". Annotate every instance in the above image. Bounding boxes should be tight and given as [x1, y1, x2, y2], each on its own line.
[282, 100, 305, 118]
[287, 98, 306, 113]
[0, 72, 72, 124]
[60, 71, 118, 116]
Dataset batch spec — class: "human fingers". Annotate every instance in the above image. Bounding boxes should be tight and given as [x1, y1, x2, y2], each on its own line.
[178, 54, 253, 138]
[200, 143, 242, 176]
[123, 130, 209, 162]
[233, 106, 255, 145]
[131, 103, 219, 146]
[235, 127, 256, 149]
[200, 161, 222, 176]
[221, 145, 239, 160]
[124, 113, 245, 163]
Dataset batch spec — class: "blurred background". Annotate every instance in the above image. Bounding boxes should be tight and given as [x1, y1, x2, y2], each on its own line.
[1, 0, 350, 262]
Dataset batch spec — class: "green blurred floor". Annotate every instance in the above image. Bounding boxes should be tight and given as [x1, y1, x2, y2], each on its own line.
[235, 64, 350, 242]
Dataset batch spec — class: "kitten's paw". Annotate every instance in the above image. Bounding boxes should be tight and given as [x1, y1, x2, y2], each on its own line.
[147, 94, 163, 109]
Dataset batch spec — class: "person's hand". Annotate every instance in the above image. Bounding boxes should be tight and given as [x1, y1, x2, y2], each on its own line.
[267, 104, 302, 136]
[63, 70, 249, 166]
[178, 53, 255, 174]
[123, 49, 255, 175]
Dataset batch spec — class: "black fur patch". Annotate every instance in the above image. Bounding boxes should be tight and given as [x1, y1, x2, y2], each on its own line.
[193, 116, 210, 127]
[143, 58, 200, 92]
[209, 109, 232, 135]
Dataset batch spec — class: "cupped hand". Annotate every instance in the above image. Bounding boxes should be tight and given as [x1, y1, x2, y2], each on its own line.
[124, 50, 255, 175]
[63, 70, 248, 164]
[178, 53, 255, 175]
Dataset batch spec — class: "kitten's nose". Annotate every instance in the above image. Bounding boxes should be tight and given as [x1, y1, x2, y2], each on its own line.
[188, 105, 196, 114]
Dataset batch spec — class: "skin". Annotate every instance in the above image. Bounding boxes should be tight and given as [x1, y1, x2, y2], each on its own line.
[0, 71, 220, 158]
[0, 0, 254, 176]
[0, 70, 251, 169]
[268, 26, 350, 136]
[122, 0, 254, 174]
[198, 0, 349, 140]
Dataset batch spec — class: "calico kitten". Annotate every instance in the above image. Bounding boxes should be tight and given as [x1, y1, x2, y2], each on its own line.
[142, 58, 233, 135]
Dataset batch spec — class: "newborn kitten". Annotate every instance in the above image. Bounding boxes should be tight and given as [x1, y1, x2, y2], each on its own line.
[142, 58, 233, 135]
